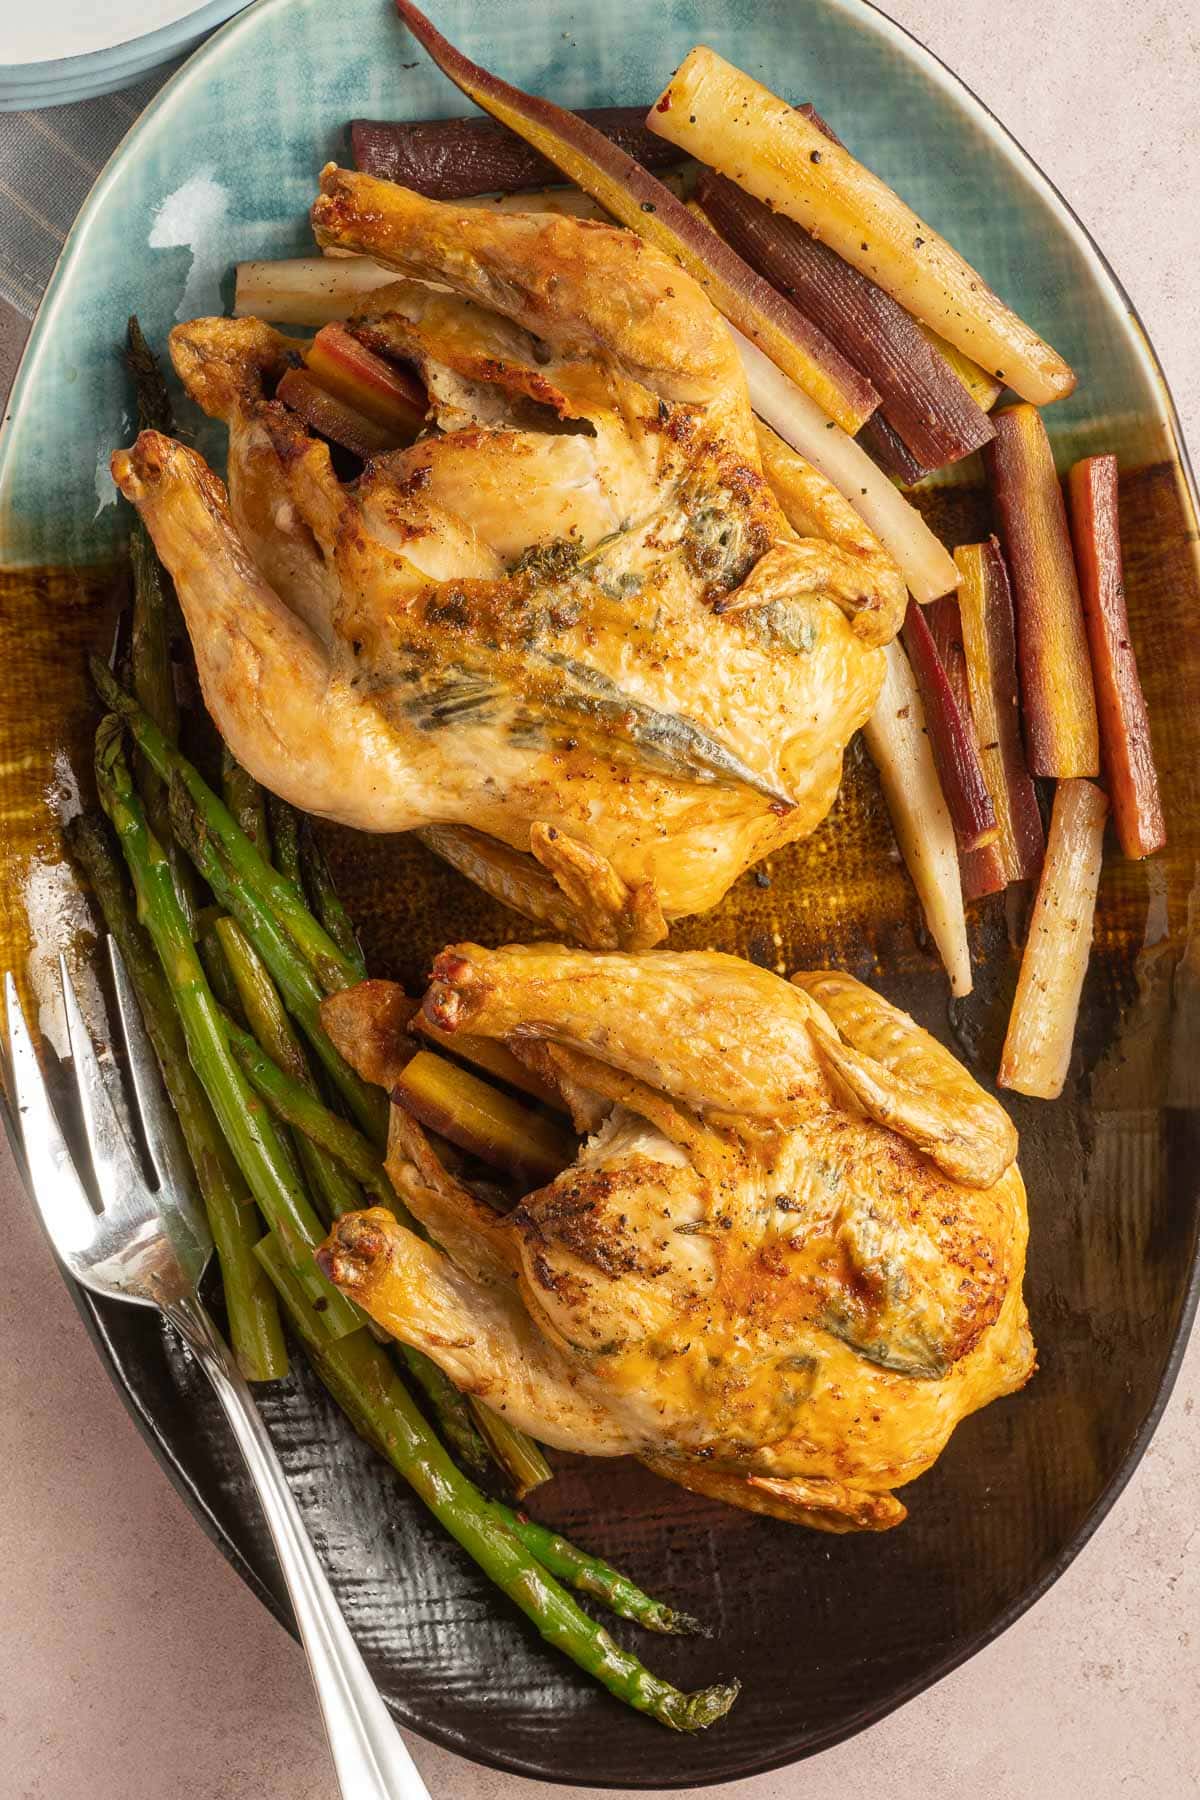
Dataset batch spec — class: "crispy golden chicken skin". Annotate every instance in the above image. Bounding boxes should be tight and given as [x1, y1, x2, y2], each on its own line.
[110, 172, 905, 947]
[317, 947, 1034, 1532]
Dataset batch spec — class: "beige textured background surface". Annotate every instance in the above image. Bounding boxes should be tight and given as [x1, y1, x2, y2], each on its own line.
[2, 2, 1198, 1795]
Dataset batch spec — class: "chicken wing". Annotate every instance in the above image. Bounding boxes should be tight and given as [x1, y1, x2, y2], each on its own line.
[111, 173, 906, 945]
[318, 946, 1034, 1531]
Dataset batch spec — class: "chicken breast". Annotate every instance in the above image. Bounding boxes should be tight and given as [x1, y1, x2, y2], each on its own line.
[318, 946, 1034, 1532]
[110, 170, 905, 947]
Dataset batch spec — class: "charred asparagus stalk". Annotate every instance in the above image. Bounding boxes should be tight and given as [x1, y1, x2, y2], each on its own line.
[265, 794, 304, 888]
[213, 905, 533, 1482]
[298, 820, 367, 982]
[163, 774, 389, 1147]
[225, 1009, 551, 1493]
[255, 1234, 736, 1727]
[65, 812, 287, 1383]
[94, 717, 361, 1339]
[470, 1410, 553, 1502]
[215, 916, 367, 1226]
[225, 1016, 393, 1202]
[89, 657, 363, 995]
[491, 1504, 704, 1636]
[125, 318, 198, 926]
[218, 978, 492, 1476]
[126, 314, 174, 435]
[196, 907, 250, 1020]
[220, 747, 270, 853]
[128, 525, 186, 888]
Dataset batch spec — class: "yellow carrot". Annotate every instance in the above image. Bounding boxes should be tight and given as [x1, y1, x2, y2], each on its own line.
[648, 47, 1074, 406]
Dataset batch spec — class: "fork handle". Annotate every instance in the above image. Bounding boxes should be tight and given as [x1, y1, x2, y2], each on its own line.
[167, 1294, 432, 1800]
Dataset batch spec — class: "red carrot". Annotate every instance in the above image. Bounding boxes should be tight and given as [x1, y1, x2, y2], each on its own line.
[986, 405, 1099, 777]
[351, 107, 684, 196]
[925, 596, 1008, 898]
[697, 167, 994, 475]
[901, 598, 998, 855]
[1066, 455, 1166, 859]
[953, 539, 1045, 884]
[277, 368, 399, 459]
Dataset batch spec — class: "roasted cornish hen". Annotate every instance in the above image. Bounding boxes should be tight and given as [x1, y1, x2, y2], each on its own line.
[110, 168, 904, 949]
[317, 946, 1034, 1532]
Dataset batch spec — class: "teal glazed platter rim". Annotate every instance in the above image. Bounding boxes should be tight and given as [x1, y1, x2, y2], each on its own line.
[1, 0, 1198, 1787]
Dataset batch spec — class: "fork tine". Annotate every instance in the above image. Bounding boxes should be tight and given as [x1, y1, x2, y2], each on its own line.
[107, 938, 197, 1204]
[0, 1015, 28, 1182]
[4, 973, 98, 1255]
[106, 608, 124, 675]
[58, 953, 148, 1220]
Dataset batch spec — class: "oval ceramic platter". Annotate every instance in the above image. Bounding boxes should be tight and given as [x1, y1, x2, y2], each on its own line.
[1, 0, 1198, 1787]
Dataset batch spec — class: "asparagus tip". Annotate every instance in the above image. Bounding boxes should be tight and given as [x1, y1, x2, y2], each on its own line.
[89, 651, 119, 699]
[94, 710, 125, 770]
[661, 1678, 741, 1732]
[652, 1605, 709, 1639]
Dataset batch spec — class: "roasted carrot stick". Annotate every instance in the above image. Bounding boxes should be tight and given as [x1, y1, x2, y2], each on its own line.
[863, 639, 972, 997]
[351, 107, 685, 196]
[696, 168, 994, 475]
[392, 1050, 572, 1187]
[986, 406, 1099, 778]
[856, 413, 934, 487]
[414, 1016, 566, 1110]
[901, 599, 998, 856]
[648, 48, 1075, 406]
[1066, 456, 1166, 859]
[795, 105, 1004, 418]
[998, 779, 1108, 1099]
[953, 540, 1045, 885]
[305, 322, 427, 439]
[917, 325, 1003, 414]
[925, 597, 1008, 899]
[277, 367, 399, 459]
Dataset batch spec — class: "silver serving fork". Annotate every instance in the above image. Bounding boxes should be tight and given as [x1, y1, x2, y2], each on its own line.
[3, 942, 431, 1800]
